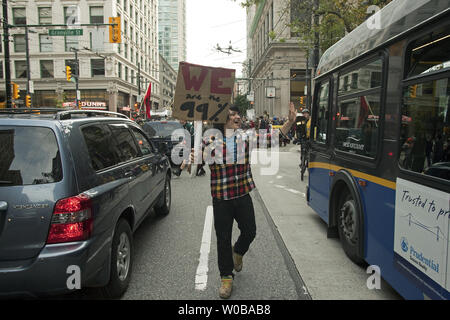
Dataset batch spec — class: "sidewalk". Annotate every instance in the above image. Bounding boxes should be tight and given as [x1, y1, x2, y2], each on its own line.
[251, 145, 402, 300]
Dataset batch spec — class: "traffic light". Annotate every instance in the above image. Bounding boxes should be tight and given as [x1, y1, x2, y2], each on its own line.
[300, 96, 305, 105]
[12, 83, 20, 100]
[109, 17, 121, 43]
[25, 95, 31, 107]
[66, 66, 72, 82]
[409, 84, 417, 98]
[134, 103, 139, 111]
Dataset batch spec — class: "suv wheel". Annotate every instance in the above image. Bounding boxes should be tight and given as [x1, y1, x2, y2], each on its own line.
[103, 218, 133, 299]
[155, 174, 171, 216]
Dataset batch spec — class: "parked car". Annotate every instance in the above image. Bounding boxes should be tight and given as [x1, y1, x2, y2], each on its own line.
[141, 120, 187, 176]
[0, 108, 172, 298]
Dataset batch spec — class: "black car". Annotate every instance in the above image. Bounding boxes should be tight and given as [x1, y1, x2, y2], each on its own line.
[424, 162, 450, 180]
[141, 120, 188, 176]
[0, 108, 172, 298]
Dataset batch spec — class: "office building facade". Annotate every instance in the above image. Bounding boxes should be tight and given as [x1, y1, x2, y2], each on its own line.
[246, 0, 307, 119]
[158, 0, 186, 72]
[0, 0, 160, 113]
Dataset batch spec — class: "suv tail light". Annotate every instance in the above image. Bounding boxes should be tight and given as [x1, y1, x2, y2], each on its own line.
[47, 194, 93, 244]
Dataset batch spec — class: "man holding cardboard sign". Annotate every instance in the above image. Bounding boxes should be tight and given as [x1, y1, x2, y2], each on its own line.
[174, 62, 297, 299]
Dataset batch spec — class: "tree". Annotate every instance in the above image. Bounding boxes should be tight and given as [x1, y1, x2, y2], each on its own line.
[235, 0, 393, 55]
[233, 94, 252, 116]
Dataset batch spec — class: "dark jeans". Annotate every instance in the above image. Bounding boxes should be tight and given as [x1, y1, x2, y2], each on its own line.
[212, 193, 256, 277]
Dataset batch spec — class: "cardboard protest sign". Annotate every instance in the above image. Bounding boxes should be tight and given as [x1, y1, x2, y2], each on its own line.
[173, 62, 235, 123]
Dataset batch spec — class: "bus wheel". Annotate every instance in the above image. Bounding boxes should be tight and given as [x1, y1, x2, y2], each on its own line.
[337, 193, 364, 265]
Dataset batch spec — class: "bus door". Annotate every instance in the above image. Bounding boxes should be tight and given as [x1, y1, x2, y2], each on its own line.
[308, 79, 332, 222]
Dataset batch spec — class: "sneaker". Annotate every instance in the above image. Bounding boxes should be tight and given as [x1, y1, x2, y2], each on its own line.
[232, 246, 243, 272]
[219, 276, 233, 299]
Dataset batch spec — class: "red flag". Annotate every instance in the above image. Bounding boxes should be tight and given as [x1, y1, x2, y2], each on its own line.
[143, 82, 152, 119]
[358, 96, 369, 128]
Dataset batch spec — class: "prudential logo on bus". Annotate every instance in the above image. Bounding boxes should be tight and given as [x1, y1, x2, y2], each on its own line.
[402, 238, 440, 274]
[401, 237, 408, 253]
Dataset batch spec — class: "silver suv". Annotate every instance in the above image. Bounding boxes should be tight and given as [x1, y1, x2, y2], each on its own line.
[0, 109, 172, 298]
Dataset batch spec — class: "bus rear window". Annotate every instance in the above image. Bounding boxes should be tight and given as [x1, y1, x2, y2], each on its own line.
[0, 127, 62, 186]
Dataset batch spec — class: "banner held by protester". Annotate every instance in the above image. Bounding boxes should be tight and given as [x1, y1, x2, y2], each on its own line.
[173, 62, 235, 123]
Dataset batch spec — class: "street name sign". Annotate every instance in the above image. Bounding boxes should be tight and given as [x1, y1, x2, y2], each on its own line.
[49, 29, 83, 36]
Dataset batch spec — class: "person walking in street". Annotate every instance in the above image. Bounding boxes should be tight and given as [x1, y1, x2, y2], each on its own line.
[189, 103, 296, 299]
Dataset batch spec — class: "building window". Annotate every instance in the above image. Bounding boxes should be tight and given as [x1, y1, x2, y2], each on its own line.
[64, 6, 79, 25]
[12, 8, 26, 25]
[39, 34, 53, 52]
[40, 60, 54, 78]
[90, 6, 104, 24]
[13, 34, 26, 52]
[124, 43, 128, 59]
[91, 59, 105, 77]
[38, 7, 52, 25]
[15, 60, 27, 79]
[34, 90, 57, 107]
[125, 66, 128, 81]
[65, 36, 78, 51]
[118, 62, 122, 79]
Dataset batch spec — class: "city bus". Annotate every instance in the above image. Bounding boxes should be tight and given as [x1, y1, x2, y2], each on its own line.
[307, 0, 450, 299]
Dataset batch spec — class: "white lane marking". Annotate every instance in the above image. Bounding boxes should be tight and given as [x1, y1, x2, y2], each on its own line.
[195, 205, 214, 291]
[273, 184, 306, 198]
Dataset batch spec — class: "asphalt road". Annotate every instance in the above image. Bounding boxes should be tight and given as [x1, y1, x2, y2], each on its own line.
[50, 144, 402, 301]
[121, 165, 308, 300]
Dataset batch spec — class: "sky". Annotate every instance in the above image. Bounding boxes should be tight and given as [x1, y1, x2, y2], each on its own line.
[186, 0, 247, 77]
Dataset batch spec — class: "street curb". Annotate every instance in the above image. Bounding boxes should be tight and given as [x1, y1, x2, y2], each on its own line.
[252, 189, 312, 300]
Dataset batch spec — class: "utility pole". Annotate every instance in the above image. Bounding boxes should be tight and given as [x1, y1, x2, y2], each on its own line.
[2, 0, 12, 108]
[70, 47, 80, 108]
[25, 26, 32, 105]
[313, 0, 320, 71]
[306, 52, 310, 110]
[137, 62, 141, 97]
[248, 59, 252, 94]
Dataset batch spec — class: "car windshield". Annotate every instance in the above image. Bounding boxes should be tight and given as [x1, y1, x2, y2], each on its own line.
[143, 122, 183, 138]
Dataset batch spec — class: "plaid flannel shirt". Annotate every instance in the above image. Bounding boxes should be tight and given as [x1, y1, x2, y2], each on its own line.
[207, 136, 256, 200]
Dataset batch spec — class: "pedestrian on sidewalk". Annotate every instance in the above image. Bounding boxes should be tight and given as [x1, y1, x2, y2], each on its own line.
[188, 103, 296, 299]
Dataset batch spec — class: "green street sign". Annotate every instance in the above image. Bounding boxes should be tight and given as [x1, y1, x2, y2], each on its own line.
[49, 29, 83, 36]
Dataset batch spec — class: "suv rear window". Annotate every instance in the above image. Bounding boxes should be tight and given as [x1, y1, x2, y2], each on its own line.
[0, 126, 62, 186]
